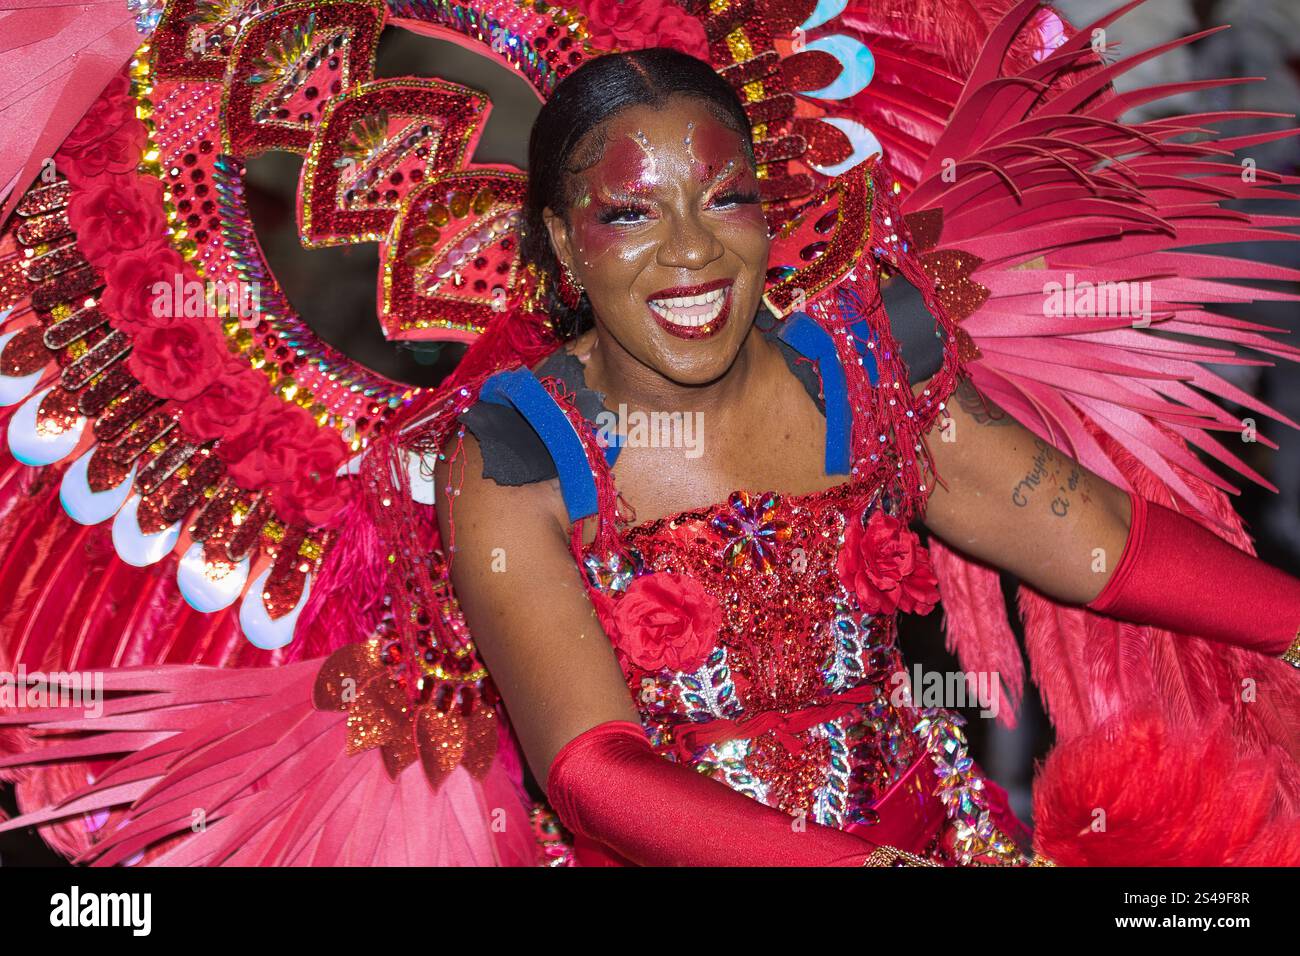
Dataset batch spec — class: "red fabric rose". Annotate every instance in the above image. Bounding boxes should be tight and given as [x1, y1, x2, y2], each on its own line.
[651, 6, 710, 58]
[99, 243, 191, 334]
[126, 321, 229, 402]
[269, 412, 353, 527]
[56, 75, 148, 185]
[67, 177, 168, 262]
[219, 407, 351, 527]
[603, 573, 721, 673]
[182, 356, 279, 442]
[575, 0, 709, 58]
[218, 410, 308, 488]
[836, 509, 941, 616]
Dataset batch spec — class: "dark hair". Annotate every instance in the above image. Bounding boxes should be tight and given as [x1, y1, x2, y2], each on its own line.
[521, 48, 755, 341]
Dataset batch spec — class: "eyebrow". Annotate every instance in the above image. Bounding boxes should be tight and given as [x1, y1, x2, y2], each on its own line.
[703, 160, 743, 191]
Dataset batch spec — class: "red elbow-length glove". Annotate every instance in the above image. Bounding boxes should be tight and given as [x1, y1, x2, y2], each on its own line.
[546, 720, 909, 867]
[1087, 491, 1300, 665]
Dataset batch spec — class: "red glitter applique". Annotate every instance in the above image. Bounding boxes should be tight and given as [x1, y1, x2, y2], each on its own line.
[837, 507, 941, 616]
[747, 730, 833, 817]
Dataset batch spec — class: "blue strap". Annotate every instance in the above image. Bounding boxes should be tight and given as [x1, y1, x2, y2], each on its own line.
[478, 368, 605, 523]
[778, 312, 855, 475]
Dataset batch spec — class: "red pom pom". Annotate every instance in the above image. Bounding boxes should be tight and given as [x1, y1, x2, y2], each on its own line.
[1032, 708, 1300, 866]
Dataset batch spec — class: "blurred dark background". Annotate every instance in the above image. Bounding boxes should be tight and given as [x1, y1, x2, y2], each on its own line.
[4, 0, 1299, 864]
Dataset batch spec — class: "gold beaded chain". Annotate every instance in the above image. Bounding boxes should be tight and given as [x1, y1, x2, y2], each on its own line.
[862, 845, 941, 867]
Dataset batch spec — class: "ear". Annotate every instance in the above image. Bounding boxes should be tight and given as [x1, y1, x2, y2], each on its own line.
[542, 207, 575, 274]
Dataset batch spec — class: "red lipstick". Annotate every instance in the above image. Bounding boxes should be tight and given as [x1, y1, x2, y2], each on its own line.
[646, 279, 733, 341]
[646, 277, 733, 301]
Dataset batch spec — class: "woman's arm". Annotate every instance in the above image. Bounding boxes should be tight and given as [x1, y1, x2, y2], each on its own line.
[919, 377, 1300, 663]
[433, 431, 908, 865]
[921, 378, 1130, 605]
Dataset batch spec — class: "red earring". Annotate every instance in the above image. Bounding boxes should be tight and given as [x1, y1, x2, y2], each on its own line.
[557, 263, 583, 309]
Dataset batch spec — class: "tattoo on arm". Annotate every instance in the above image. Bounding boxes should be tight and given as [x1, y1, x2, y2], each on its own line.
[1010, 438, 1094, 517]
[954, 379, 1013, 427]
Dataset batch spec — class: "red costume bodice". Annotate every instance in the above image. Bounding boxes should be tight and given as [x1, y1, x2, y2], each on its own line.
[573, 483, 1028, 865]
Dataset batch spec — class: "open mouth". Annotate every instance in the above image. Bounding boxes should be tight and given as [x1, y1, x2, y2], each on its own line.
[646, 280, 733, 339]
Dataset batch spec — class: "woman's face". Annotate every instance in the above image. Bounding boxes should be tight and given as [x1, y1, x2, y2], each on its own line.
[543, 96, 770, 386]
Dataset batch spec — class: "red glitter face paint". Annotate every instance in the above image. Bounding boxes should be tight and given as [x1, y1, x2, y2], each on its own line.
[689, 117, 743, 185]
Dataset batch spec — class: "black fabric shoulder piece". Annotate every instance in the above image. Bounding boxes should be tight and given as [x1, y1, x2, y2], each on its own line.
[456, 397, 556, 486]
[456, 348, 599, 486]
[881, 274, 946, 383]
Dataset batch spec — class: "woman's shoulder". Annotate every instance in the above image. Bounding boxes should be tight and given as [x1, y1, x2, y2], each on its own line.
[455, 343, 607, 487]
[432, 350, 575, 544]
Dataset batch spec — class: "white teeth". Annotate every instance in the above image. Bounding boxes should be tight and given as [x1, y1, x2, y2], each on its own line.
[644, 286, 728, 327]
[648, 287, 728, 328]
[651, 286, 727, 310]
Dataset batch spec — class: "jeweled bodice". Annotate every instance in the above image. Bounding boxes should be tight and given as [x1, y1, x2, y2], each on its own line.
[578, 479, 1027, 864]
[580, 480, 928, 826]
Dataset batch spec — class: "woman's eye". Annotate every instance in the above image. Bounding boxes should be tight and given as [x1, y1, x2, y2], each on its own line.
[598, 206, 651, 224]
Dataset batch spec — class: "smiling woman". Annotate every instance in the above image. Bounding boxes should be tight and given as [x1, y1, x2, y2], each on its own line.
[3, 0, 1300, 872]
[401, 46, 1300, 869]
[420, 50, 1034, 866]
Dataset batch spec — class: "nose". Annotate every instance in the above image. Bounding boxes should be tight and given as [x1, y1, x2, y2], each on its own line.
[656, 208, 725, 271]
